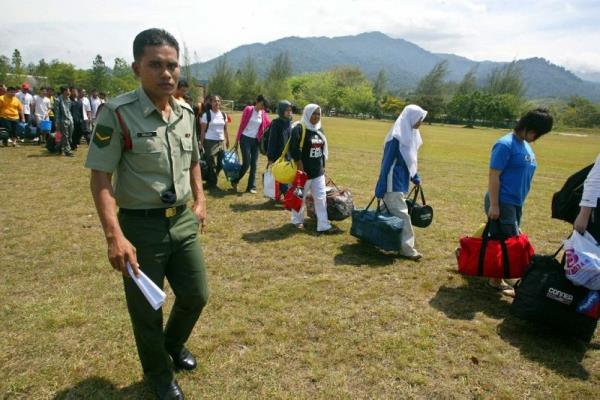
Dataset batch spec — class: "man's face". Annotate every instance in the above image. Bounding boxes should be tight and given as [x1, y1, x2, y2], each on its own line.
[70, 88, 78, 98]
[7, 89, 16, 97]
[133, 44, 180, 100]
[92, 90, 98, 98]
[63, 88, 71, 98]
[81, 90, 87, 97]
[41, 88, 48, 97]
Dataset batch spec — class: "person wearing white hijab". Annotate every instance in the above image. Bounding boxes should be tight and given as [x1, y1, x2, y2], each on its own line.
[374, 104, 427, 260]
[289, 104, 340, 234]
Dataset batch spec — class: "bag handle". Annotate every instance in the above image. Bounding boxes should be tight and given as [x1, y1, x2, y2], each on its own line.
[477, 219, 510, 277]
[407, 185, 417, 202]
[365, 196, 391, 214]
[417, 185, 427, 205]
[325, 174, 339, 190]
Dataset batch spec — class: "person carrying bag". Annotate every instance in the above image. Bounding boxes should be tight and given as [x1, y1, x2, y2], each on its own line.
[374, 104, 428, 261]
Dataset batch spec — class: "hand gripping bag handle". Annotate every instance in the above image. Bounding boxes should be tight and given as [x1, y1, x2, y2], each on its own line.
[477, 219, 510, 277]
[407, 184, 427, 206]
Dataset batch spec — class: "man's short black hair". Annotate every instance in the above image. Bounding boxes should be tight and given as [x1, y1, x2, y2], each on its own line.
[7, 86, 16, 91]
[515, 108, 554, 140]
[177, 79, 189, 89]
[60, 86, 69, 94]
[133, 28, 180, 62]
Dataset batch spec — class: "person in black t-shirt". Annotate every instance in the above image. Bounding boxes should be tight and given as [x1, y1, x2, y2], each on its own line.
[289, 104, 341, 235]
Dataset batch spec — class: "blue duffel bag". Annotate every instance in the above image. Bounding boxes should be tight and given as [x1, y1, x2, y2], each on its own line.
[350, 197, 404, 252]
[222, 145, 242, 182]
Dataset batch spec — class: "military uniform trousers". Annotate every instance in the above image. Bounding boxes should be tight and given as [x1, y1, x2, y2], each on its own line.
[118, 207, 209, 385]
[58, 120, 73, 153]
[203, 139, 224, 187]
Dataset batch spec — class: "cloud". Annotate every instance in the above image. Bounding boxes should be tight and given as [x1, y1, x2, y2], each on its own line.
[1, 0, 599, 75]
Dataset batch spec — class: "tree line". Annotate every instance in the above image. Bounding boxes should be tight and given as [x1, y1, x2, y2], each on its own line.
[0, 49, 138, 94]
[208, 54, 600, 129]
[3, 47, 599, 129]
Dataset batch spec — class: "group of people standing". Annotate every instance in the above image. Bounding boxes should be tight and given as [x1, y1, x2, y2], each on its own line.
[0, 82, 106, 154]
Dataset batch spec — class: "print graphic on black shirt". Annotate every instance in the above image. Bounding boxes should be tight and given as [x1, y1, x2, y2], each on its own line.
[309, 136, 324, 158]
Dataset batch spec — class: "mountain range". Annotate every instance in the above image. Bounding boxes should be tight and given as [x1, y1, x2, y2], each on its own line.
[190, 31, 600, 102]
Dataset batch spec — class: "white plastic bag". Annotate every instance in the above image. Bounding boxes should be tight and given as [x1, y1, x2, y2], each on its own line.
[263, 170, 276, 200]
[564, 230, 600, 290]
[127, 263, 166, 310]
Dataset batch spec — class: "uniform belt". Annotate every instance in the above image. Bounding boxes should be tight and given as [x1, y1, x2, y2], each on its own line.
[119, 205, 187, 218]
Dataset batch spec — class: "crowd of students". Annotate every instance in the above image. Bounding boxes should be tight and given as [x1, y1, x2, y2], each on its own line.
[0, 82, 106, 153]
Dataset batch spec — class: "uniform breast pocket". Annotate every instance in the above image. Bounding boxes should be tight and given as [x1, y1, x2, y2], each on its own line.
[130, 136, 167, 173]
[180, 136, 193, 170]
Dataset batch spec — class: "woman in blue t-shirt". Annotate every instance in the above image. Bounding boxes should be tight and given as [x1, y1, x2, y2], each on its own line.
[485, 108, 553, 295]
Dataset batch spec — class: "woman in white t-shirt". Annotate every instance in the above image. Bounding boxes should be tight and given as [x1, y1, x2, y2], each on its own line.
[200, 95, 230, 189]
[231, 95, 271, 193]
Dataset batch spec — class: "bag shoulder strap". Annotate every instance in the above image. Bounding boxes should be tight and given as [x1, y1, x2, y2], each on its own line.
[114, 108, 132, 152]
[299, 123, 306, 150]
[205, 110, 212, 128]
[277, 136, 292, 162]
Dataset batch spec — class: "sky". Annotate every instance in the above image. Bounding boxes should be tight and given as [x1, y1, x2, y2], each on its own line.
[2, 0, 600, 77]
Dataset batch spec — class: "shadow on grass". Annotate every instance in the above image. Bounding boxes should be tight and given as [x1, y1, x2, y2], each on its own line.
[497, 315, 591, 380]
[333, 242, 397, 268]
[204, 186, 238, 198]
[242, 223, 301, 243]
[27, 152, 61, 158]
[230, 200, 281, 212]
[53, 377, 153, 399]
[429, 276, 510, 320]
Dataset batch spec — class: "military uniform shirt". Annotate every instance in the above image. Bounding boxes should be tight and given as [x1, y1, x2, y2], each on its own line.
[85, 87, 199, 209]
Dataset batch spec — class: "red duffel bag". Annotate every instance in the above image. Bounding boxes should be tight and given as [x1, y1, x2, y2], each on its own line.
[457, 220, 535, 279]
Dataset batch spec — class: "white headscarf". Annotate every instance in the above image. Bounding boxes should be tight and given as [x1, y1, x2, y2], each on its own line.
[300, 103, 328, 160]
[384, 104, 427, 178]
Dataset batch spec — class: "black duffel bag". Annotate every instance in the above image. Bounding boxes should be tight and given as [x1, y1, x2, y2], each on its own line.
[511, 245, 599, 343]
[405, 184, 433, 228]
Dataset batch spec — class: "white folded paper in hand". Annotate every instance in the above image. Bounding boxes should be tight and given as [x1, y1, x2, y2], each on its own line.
[127, 263, 166, 310]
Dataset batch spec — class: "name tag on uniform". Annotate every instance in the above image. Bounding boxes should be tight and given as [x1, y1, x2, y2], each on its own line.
[137, 131, 157, 138]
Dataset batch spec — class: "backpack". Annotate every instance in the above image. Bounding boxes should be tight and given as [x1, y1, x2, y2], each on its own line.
[259, 124, 272, 155]
[551, 163, 594, 223]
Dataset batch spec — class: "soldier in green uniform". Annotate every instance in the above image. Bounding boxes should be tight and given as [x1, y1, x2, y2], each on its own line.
[54, 86, 74, 156]
[86, 28, 208, 400]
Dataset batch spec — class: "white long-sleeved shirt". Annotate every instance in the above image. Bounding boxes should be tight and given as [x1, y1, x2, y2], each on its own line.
[580, 154, 600, 208]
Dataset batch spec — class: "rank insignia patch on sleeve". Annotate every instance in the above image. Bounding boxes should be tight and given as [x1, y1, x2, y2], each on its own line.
[93, 124, 114, 148]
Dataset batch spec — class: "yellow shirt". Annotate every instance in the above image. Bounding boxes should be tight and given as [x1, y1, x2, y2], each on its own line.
[0, 95, 23, 121]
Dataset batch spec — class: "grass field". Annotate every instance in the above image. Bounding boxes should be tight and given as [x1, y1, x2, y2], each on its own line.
[1, 114, 599, 399]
